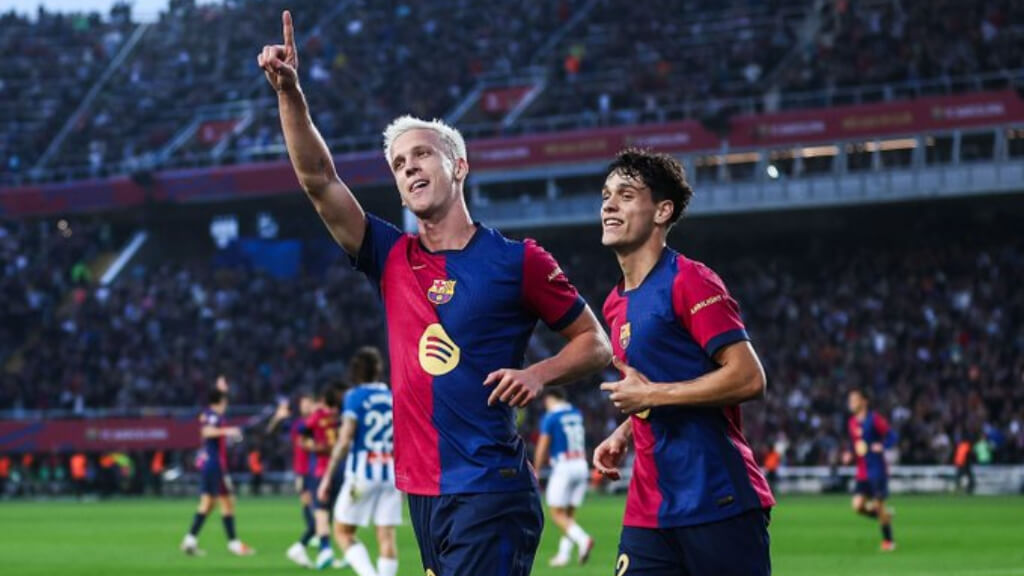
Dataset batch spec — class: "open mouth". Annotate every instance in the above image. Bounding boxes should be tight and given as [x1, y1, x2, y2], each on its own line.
[409, 179, 429, 193]
[603, 217, 623, 229]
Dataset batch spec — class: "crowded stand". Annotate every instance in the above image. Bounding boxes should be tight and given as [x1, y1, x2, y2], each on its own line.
[4, 0, 1022, 181]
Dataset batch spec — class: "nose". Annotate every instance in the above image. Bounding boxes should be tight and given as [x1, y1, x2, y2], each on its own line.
[404, 161, 420, 178]
[602, 197, 618, 213]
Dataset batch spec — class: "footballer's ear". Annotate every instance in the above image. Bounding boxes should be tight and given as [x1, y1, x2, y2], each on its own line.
[453, 158, 469, 183]
[654, 199, 675, 226]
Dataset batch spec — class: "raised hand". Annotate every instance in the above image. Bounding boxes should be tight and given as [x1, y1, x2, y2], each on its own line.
[257, 10, 299, 93]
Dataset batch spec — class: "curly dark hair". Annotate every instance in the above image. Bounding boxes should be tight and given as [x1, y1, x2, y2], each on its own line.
[608, 148, 693, 225]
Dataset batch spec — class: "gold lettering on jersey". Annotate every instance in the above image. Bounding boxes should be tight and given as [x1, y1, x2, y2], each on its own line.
[619, 322, 631, 350]
[546, 266, 564, 282]
[418, 323, 461, 376]
[426, 570, 437, 576]
[427, 279, 456, 305]
[689, 294, 724, 315]
[635, 409, 650, 420]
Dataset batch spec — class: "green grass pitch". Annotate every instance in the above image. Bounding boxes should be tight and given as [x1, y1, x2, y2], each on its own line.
[1, 493, 1022, 575]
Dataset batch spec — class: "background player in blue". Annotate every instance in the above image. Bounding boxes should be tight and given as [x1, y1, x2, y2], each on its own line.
[259, 11, 612, 575]
[594, 149, 774, 575]
[319, 347, 401, 576]
[843, 387, 897, 551]
[180, 388, 255, 557]
[534, 388, 594, 567]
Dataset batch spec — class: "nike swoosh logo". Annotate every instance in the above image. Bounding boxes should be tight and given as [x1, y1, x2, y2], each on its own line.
[412, 265, 426, 270]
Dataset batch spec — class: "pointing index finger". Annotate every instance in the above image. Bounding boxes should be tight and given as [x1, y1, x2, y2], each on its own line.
[282, 10, 295, 48]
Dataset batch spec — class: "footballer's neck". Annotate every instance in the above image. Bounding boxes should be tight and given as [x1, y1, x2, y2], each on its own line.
[418, 195, 475, 252]
[616, 232, 668, 291]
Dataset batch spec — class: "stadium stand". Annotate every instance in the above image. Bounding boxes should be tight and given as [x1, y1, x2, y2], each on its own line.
[2, 208, 1021, 470]
[6, 0, 1021, 181]
[0, 7, 134, 183]
[1, 0, 1023, 499]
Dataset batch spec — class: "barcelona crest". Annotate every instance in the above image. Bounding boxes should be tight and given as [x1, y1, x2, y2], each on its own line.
[427, 279, 457, 305]
[619, 322, 631, 349]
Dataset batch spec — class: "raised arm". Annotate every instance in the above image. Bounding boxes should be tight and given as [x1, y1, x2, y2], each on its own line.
[258, 10, 365, 255]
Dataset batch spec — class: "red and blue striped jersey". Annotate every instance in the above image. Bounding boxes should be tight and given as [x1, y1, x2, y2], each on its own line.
[353, 214, 585, 495]
[290, 419, 311, 476]
[306, 407, 338, 478]
[848, 411, 893, 481]
[198, 408, 227, 471]
[602, 248, 775, 529]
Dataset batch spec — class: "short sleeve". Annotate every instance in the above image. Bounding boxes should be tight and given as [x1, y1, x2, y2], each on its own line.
[351, 213, 404, 286]
[521, 239, 586, 331]
[672, 259, 749, 358]
[874, 415, 895, 446]
[342, 390, 360, 422]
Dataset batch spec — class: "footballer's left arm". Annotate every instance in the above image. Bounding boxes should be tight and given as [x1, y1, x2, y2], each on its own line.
[603, 341, 765, 413]
[651, 340, 766, 407]
[487, 308, 611, 407]
[534, 308, 612, 387]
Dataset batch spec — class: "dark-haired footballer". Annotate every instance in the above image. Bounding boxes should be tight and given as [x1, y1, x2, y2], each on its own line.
[594, 149, 775, 575]
[181, 387, 255, 557]
[306, 385, 343, 569]
[843, 387, 897, 551]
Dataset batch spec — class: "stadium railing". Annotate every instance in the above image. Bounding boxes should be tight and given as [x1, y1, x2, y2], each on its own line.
[6, 69, 1022, 187]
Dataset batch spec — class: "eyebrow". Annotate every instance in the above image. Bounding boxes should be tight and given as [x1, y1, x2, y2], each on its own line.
[603, 183, 642, 194]
[391, 145, 432, 168]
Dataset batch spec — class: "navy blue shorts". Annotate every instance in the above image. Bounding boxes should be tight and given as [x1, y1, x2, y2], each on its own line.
[314, 469, 345, 511]
[616, 508, 771, 576]
[301, 473, 317, 494]
[409, 490, 544, 576]
[199, 467, 232, 496]
[855, 477, 889, 500]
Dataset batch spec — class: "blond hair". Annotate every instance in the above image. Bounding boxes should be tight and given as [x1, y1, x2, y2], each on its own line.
[382, 115, 468, 167]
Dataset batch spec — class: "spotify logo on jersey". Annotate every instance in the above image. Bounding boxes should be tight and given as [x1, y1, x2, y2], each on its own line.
[418, 323, 461, 376]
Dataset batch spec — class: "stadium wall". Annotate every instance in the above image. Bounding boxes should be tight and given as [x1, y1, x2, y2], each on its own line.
[2, 90, 1022, 218]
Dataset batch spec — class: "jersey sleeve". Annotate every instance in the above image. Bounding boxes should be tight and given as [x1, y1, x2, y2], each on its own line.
[521, 239, 586, 331]
[351, 213, 404, 286]
[874, 414, 896, 448]
[671, 260, 750, 358]
[342, 390, 360, 422]
[540, 413, 556, 437]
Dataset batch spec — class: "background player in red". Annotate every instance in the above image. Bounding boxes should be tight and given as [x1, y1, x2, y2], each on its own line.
[180, 388, 254, 557]
[843, 387, 897, 551]
[305, 385, 341, 569]
[258, 11, 611, 575]
[594, 149, 774, 575]
[267, 390, 319, 567]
